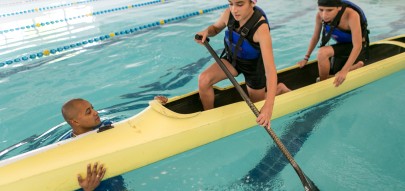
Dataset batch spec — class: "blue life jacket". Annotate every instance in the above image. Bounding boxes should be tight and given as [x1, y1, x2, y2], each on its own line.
[223, 6, 270, 62]
[321, 0, 369, 45]
[324, 25, 352, 43]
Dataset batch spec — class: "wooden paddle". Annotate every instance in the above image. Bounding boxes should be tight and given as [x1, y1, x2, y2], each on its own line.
[195, 34, 319, 191]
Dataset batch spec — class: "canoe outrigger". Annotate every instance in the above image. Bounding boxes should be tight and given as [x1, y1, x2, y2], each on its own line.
[0, 35, 404, 190]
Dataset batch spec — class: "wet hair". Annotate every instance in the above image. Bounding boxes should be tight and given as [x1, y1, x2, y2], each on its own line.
[318, 0, 342, 7]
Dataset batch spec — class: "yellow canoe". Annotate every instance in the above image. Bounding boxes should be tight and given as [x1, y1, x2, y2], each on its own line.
[0, 35, 404, 191]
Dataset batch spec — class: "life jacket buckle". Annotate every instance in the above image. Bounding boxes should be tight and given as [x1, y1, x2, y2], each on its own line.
[241, 27, 249, 37]
[227, 22, 234, 29]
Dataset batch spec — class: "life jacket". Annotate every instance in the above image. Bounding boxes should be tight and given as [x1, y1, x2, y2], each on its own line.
[320, 0, 369, 48]
[222, 6, 270, 65]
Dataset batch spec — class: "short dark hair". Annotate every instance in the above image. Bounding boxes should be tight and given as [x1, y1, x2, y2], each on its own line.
[318, 0, 342, 7]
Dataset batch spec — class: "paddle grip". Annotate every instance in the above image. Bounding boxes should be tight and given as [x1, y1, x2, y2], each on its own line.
[194, 34, 210, 42]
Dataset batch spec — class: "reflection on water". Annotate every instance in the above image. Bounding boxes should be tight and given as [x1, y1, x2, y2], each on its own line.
[0, 4, 97, 59]
[238, 91, 358, 189]
[104, 48, 222, 114]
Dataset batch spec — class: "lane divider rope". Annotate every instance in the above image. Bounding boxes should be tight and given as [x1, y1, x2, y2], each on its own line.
[0, 4, 228, 67]
[0, 0, 101, 18]
[0, 0, 167, 34]
[0, 0, 50, 6]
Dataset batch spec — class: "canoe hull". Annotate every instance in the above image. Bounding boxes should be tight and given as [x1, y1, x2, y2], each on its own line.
[0, 36, 404, 190]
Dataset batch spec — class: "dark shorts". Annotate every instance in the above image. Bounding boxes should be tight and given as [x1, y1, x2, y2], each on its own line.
[222, 54, 266, 89]
[330, 43, 366, 75]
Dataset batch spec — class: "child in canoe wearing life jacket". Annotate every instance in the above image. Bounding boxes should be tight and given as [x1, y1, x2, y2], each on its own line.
[61, 96, 167, 191]
[196, 0, 288, 127]
[297, 0, 369, 87]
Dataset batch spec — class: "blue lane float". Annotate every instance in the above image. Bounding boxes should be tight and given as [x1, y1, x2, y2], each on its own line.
[0, 0, 100, 18]
[1, 0, 167, 34]
[0, 4, 228, 67]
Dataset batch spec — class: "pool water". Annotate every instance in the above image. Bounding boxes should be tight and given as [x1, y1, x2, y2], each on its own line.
[1, 0, 404, 190]
[123, 70, 405, 191]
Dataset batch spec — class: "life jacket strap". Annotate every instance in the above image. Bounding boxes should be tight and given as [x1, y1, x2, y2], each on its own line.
[320, 4, 347, 47]
[229, 8, 264, 65]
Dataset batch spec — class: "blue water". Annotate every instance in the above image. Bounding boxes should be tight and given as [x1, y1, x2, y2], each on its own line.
[1, 0, 404, 190]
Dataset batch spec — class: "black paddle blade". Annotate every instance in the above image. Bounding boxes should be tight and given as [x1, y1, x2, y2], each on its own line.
[305, 175, 320, 191]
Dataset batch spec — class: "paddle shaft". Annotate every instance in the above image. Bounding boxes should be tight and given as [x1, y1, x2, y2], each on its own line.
[196, 35, 318, 191]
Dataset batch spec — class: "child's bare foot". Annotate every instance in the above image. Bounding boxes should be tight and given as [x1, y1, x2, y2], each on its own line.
[276, 83, 291, 95]
[351, 61, 364, 70]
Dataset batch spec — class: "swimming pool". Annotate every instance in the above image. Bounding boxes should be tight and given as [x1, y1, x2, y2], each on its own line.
[1, 0, 404, 190]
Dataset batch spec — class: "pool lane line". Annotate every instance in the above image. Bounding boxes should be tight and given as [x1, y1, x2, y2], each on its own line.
[0, 0, 168, 34]
[0, 4, 228, 68]
[0, 0, 52, 6]
[0, 0, 101, 18]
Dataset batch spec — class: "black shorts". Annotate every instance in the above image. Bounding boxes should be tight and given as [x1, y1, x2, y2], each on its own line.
[222, 54, 266, 89]
[330, 43, 366, 75]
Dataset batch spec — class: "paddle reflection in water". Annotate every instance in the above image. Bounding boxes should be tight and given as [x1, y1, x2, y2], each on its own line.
[240, 91, 357, 188]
